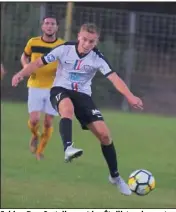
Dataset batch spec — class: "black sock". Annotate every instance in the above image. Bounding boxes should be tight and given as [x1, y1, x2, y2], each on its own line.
[59, 118, 72, 151]
[101, 142, 119, 178]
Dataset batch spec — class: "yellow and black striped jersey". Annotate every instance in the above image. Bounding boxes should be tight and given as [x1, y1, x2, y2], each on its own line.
[24, 36, 65, 88]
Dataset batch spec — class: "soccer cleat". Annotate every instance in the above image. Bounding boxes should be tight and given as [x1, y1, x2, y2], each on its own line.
[35, 153, 44, 161]
[29, 136, 38, 154]
[109, 175, 132, 196]
[64, 144, 83, 162]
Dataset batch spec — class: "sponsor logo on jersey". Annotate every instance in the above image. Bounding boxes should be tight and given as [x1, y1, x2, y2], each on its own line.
[83, 65, 94, 73]
[71, 82, 78, 91]
[65, 60, 74, 64]
[74, 60, 83, 70]
[46, 54, 55, 62]
[92, 109, 101, 115]
[69, 73, 81, 81]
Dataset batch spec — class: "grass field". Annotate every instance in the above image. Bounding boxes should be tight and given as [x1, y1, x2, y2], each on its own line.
[1, 102, 176, 208]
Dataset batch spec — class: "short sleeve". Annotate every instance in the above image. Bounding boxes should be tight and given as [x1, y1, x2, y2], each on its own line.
[41, 44, 64, 65]
[24, 38, 33, 56]
[96, 54, 114, 77]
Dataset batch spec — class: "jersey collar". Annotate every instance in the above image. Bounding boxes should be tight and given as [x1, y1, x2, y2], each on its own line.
[75, 42, 90, 59]
[41, 36, 58, 43]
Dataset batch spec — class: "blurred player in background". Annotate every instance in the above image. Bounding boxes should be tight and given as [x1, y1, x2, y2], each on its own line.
[12, 23, 143, 195]
[1, 63, 6, 80]
[21, 15, 65, 160]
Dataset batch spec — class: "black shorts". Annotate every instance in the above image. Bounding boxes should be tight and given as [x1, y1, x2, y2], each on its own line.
[50, 86, 104, 130]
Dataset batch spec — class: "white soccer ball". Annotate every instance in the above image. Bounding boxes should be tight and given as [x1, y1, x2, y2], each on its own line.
[128, 169, 156, 196]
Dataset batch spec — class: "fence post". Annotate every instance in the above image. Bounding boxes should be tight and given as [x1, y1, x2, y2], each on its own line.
[39, 3, 46, 34]
[64, 2, 74, 41]
[122, 12, 136, 112]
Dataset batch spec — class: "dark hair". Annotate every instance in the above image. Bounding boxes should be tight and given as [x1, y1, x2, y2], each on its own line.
[42, 15, 59, 25]
[80, 23, 100, 37]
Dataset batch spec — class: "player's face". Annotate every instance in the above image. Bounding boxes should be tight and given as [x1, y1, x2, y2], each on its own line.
[77, 30, 99, 54]
[42, 18, 58, 36]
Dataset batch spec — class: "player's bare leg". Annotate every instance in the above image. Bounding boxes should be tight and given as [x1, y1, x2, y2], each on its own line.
[28, 111, 40, 154]
[59, 98, 83, 162]
[35, 114, 54, 160]
[88, 120, 131, 196]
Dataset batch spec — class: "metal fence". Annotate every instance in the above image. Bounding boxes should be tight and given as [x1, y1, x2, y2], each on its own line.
[1, 3, 176, 115]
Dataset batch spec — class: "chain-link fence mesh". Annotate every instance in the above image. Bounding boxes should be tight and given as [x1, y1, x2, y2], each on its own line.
[1, 3, 176, 115]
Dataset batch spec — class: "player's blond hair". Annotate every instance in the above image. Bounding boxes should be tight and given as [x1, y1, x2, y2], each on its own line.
[80, 23, 100, 37]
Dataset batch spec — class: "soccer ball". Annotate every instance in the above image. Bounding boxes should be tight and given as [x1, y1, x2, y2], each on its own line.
[128, 169, 155, 196]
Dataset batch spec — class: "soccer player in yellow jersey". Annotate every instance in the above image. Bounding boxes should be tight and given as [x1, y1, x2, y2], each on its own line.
[21, 16, 65, 160]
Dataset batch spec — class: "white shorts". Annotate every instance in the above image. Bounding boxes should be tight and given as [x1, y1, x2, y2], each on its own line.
[28, 87, 58, 116]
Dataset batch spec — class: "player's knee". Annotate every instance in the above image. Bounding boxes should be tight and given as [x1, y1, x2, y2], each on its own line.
[30, 117, 40, 126]
[44, 119, 52, 128]
[29, 112, 40, 126]
[99, 132, 111, 145]
[60, 107, 74, 119]
[59, 99, 74, 119]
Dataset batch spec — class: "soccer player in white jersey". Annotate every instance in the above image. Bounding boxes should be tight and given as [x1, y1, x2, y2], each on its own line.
[12, 23, 143, 196]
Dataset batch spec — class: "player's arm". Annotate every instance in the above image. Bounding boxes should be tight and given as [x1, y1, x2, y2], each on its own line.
[107, 72, 133, 99]
[11, 58, 44, 86]
[12, 45, 64, 87]
[19, 58, 44, 77]
[98, 57, 143, 109]
[21, 53, 30, 68]
[1, 63, 6, 80]
[108, 72, 143, 109]
[21, 39, 32, 68]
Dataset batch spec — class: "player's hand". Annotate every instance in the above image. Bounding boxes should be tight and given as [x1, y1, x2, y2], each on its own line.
[1, 64, 6, 80]
[12, 73, 23, 87]
[127, 95, 143, 110]
[23, 64, 29, 68]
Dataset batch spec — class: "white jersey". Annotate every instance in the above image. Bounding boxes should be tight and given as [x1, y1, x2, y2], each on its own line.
[42, 41, 114, 96]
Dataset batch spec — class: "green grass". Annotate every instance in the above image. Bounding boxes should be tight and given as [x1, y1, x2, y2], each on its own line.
[1, 102, 176, 208]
